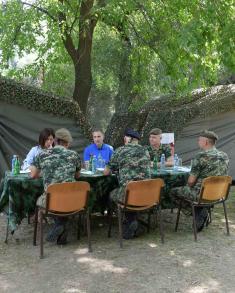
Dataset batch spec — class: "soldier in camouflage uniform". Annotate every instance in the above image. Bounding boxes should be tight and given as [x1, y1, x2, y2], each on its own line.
[170, 130, 229, 231]
[31, 128, 81, 244]
[104, 128, 151, 239]
[146, 128, 173, 167]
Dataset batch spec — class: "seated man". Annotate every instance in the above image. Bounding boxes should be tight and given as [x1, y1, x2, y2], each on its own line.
[146, 128, 173, 167]
[83, 129, 113, 165]
[30, 128, 81, 245]
[170, 130, 229, 231]
[104, 128, 151, 239]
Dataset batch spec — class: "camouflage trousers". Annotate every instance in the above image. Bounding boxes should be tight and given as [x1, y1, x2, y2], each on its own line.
[170, 185, 201, 201]
[110, 186, 126, 203]
[36, 192, 47, 208]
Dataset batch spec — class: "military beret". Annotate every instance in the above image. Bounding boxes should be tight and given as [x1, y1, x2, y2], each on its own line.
[55, 128, 73, 143]
[200, 130, 218, 141]
[124, 128, 141, 140]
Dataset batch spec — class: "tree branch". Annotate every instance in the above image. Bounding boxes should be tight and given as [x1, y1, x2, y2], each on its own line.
[21, 2, 57, 22]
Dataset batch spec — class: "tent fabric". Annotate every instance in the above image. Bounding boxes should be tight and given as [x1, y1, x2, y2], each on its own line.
[175, 110, 235, 179]
[0, 102, 90, 179]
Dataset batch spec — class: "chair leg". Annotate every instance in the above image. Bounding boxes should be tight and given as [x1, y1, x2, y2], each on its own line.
[5, 217, 9, 244]
[117, 205, 123, 248]
[192, 205, 197, 241]
[39, 210, 44, 259]
[33, 207, 38, 246]
[107, 208, 113, 238]
[27, 213, 30, 224]
[223, 202, 230, 236]
[77, 214, 81, 240]
[175, 201, 182, 232]
[86, 210, 92, 252]
[158, 206, 164, 243]
[147, 210, 151, 233]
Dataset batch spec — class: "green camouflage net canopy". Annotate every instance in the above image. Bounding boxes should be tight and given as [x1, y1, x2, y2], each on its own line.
[105, 85, 235, 179]
[0, 76, 92, 178]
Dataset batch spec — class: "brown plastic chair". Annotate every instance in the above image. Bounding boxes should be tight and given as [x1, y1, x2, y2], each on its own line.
[175, 175, 232, 241]
[33, 181, 91, 258]
[108, 178, 165, 248]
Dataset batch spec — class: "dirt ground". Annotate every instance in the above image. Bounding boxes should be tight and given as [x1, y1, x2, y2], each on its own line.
[0, 187, 235, 293]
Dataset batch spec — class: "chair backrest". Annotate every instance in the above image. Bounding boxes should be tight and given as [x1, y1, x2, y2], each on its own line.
[199, 176, 232, 202]
[125, 178, 165, 207]
[46, 181, 90, 213]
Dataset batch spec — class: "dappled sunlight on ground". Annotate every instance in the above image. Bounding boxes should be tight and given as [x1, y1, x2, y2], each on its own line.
[73, 248, 89, 255]
[76, 256, 128, 274]
[147, 242, 158, 248]
[186, 279, 220, 293]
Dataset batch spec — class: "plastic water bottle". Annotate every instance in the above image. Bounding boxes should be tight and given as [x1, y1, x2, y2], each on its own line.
[11, 155, 16, 175]
[14, 155, 20, 175]
[97, 153, 104, 169]
[160, 154, 165, 169]
[89, 154, 93, 171]
[174, 154, 179, 170]
[92, 155, 97, 173]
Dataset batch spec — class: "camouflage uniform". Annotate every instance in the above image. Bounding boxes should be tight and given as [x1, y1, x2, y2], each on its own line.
[146, 144, 171, 161]
[170, 147, 229, 201]
[107, 143, 151, 203]
[33, 145, 81, 207]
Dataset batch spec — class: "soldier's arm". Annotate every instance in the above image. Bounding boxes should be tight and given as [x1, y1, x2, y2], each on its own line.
[30, 166, 40, 178]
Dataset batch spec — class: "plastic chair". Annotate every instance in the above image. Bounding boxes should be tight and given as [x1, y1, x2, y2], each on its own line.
[108, 178, 165, 248]
[175, 175, 232, 241]
[33, 181, 91, 258]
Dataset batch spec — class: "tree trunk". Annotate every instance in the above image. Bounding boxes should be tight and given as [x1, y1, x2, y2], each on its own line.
[114, 38, 135, 114]
[72, 0, 97, 114]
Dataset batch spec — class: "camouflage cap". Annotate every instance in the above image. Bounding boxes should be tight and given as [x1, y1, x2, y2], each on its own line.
[149, 128, 162, 136]
[55, 128, 73, 143]
[124, 128, 141, 140]
[200, 130, 218, 141]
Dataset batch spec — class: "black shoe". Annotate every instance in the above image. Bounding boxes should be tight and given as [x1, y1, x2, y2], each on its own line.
[122, 220, 138, 239]
[57, 230, 68, 245]
[134, 224, 146, 237]
[195, 208, 209, 232]
[46, 225, 64, 242]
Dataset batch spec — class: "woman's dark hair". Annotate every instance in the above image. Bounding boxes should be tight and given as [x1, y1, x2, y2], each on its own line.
[38, 128, 55, 148]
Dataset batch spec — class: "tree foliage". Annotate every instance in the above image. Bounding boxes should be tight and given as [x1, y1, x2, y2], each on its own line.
[0, 0, 234, 115]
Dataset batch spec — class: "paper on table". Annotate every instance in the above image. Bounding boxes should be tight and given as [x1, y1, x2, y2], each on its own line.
[177, 166, 191, 172]
[80, 170, 94, 175]
[20, 169, 30, 174]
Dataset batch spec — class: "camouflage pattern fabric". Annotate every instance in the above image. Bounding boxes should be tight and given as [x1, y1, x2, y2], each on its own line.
[146, 144, 172, 161]
[0, 172, 118, 232]
[107, 143, 151, 202]
[0, 173, 44, 231]
[33, 145, 81, 190]
[170, 147, 229, 202]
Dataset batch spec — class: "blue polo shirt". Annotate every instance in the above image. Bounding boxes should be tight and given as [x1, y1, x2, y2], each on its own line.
[83, 143, 114, 163]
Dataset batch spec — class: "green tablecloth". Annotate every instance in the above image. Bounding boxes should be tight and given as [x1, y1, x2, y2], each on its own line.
[0, 171, 118, 232]
[0, 167, 189, 232]
[152, 167, 190, 208]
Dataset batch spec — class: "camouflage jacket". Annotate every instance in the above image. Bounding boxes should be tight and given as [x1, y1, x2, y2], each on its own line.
[107, 143, 151, 187]
[33, 145, 81, 189]
[190, 146, 229, 187]
[146, 144, 172, 161]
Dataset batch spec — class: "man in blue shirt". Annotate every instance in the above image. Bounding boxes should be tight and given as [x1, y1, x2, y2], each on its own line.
[83, 129, 113, 164]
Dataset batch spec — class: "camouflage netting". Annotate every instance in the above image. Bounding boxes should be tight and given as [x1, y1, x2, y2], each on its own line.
[105, 84, 235, 179]
[105, 85, 235, 147]
[0, 76, 93, 178]
[0, 76, 91, 138]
